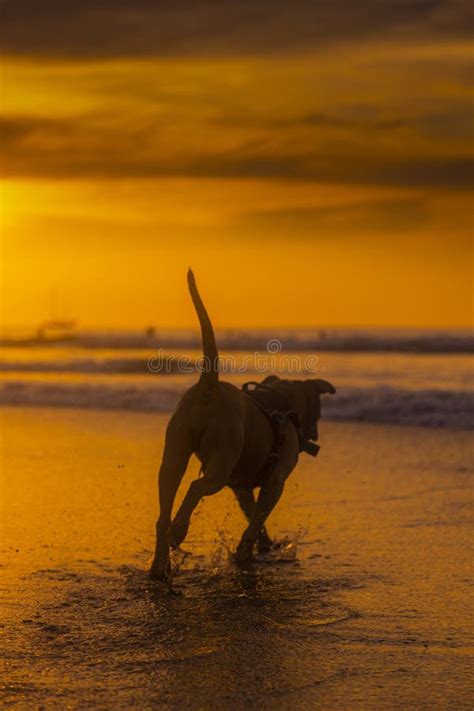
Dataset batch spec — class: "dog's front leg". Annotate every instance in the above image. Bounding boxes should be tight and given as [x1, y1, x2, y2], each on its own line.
[231, 486, 275, 552]
[235, 472, 285, 565]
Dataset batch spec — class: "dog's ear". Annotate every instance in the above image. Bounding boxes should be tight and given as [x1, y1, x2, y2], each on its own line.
[262, 375, 280, 385]
[312, 379, 336, 395]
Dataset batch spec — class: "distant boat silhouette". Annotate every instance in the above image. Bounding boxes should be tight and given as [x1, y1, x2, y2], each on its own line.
[36, 319, 77, 342]
[0, 319, 78, 346]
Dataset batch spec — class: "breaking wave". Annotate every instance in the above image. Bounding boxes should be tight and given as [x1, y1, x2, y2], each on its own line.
[0, 357, 180, 374]
[1, 380, 472, 429]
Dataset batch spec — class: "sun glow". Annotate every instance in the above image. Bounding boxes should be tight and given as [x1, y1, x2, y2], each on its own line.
[1, 34, 472, 329]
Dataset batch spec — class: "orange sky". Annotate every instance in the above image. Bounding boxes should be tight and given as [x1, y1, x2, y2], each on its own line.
[0, 2, 472, 329]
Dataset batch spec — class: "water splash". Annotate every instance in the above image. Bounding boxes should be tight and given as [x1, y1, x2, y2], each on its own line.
[167, 547, 191, 594]
[209, 513, 235, 574]
[256, 525, 308, 564]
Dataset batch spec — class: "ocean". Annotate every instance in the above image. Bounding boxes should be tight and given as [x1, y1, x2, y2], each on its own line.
[0, 327, 472, 428]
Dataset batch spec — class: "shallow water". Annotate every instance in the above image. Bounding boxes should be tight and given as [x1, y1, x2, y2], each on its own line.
[1, 408, 473, 708]
[1, 349, 473, 428]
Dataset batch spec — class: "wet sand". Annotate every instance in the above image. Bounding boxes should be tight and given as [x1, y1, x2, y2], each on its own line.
[1, 407, 473, 709]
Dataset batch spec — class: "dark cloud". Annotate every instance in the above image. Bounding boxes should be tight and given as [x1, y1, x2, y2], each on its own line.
[298, 114, 408, 130]
[193, 152, 474, 188]
[0, 115, 73, 145]
[214, 111, 410, 131]
[1, 114, 472, 187]
[1, 0, 472, 59]
[415, 111, 474, 140]
[238, 198, 430, 237]
[215, 105, 472, 139]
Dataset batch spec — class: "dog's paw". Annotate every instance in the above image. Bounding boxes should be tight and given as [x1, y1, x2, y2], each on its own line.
[149, 564, 169, 582]
[149, 553, 171, 580]
[167, 519, 189, 549]
[149, 565, 169, 583]
[233, 550, 254, 568]
[234, 538, 255, 568]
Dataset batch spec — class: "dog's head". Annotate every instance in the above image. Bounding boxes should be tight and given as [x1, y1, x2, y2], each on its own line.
[262, 375, 336, 444]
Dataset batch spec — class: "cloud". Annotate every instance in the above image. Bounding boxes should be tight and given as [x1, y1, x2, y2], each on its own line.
[0, 115, 72, 144]
[214, 110, 410, 131]
[1, 113, 472, 187]
[195, 152, 473, 188]
[1, 0, 472, 59]
[237, 198, 430, 237]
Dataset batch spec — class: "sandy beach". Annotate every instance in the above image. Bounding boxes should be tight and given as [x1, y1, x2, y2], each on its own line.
[1, 406, 472, 709]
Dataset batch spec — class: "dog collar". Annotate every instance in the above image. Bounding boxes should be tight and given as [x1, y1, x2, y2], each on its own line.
[301, 440, 320, 457]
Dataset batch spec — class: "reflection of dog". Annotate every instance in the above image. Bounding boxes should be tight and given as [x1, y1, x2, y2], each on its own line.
[150, 271, 335, 579]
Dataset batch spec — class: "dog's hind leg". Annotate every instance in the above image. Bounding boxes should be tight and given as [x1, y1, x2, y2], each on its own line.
[150, 419, 193, 580]
[231, 486, 274, 552]
[167, 449, 240, 549]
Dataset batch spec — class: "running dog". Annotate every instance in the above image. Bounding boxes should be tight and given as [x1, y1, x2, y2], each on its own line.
[150, 270, 335, 579]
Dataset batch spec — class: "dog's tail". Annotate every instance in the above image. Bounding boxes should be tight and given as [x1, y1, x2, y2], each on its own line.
[187, 269, 219, 386]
